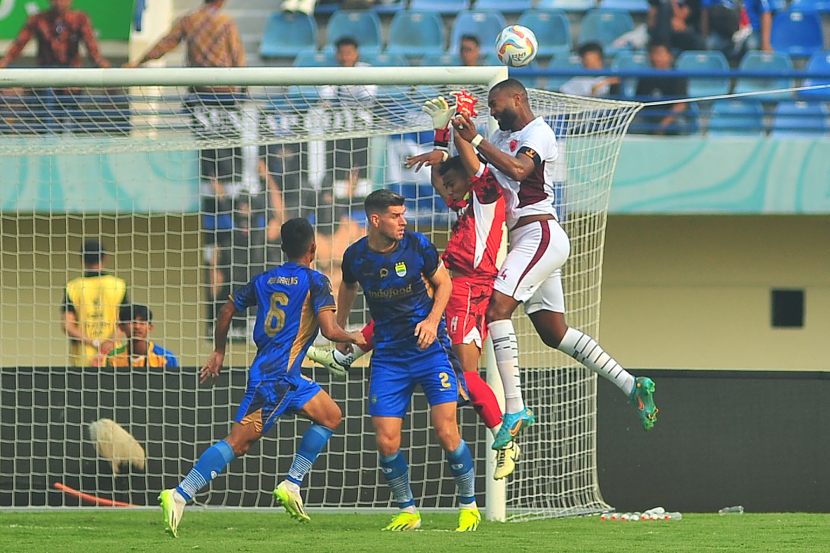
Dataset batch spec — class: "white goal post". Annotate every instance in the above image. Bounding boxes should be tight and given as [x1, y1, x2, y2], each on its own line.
[0, 66, 640, 521]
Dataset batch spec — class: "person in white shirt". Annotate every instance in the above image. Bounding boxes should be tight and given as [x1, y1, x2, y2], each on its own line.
[560, 42, 620, 98]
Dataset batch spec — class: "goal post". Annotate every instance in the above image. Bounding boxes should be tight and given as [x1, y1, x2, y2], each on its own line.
[0, 67, 640, 520]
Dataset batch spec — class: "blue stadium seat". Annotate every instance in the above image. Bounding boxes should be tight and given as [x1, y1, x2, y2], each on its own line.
[450, 11, 507, 55]
[675, 50, 730, 97]
[545, 53, 585, 91]
[770, 11, 824, 57]
[611, 50, 649, 98]
[293, 50, 336, 67]
[374, 0, 407, 14]
[517, 10, 571, 58]
[326, 10, 382, 53]
[259, 12, 317, 58]
[578, 10, 635, 55]
[771, 101, 829, 136]
[708, 99, 765, 136]
[599, 0, 651, 13]
[360, 52, 409, 67]
[387, 11, 446, 56]
[799, 52, 830, 100]
[536, 0, 595, 11]
[410, 0, 470, 14]
[785, 0, 830, 13]
[734, 51, 794, 101]
[482, 52, 540, 88]
[421, 52, 461, 66]
[475, 0, 533, 11]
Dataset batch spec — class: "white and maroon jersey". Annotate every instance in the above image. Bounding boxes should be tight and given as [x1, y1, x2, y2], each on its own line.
[442, 163, 506, 280]
[488, 116, 558, 229]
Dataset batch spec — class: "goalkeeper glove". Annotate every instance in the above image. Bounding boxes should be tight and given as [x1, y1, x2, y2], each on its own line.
[423, 96, 453, 150]
[451, 90, 478, 118]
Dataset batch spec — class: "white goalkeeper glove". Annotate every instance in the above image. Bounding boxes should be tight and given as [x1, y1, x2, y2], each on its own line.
[423, 96, 453, 151]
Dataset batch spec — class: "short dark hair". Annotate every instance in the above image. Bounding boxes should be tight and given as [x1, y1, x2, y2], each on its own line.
[578, 41, 604, 58]
[460, 34, 480, 47]
[647, 38, 672, 52]
[119, 304, 153, 324]
[490, 78, 528, 100]
[335, 37, 359, 51]
[364, 189, 405, 215]
[81, 239, 106, 267]
[280, 217, 315, 260]
[437, 156, 466, 177]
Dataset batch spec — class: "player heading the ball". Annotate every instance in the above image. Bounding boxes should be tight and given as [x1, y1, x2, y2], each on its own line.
[336, 189, 480, 532]
[450, 79, 658, 448]
[158, 218, 365, 538]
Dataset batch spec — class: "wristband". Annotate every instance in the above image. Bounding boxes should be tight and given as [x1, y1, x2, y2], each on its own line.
[440, 151, 449, 162]
[434, 127, 450, 150]
[471, 134, 484, 148]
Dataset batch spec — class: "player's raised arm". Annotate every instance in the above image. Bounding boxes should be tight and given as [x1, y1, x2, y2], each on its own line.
[453, 125, 483, 177]
[201, 299, 238, 385]
[415, 263, 452, 350]
[336, 280, 359, 329]
[453, 112, 535, 182]
[318, 310, 367, 348]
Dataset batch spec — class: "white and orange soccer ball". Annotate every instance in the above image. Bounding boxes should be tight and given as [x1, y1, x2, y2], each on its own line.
[495, 25, 538, 68]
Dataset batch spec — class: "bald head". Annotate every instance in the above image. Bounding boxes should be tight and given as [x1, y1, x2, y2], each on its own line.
[487, 78, 533, 131]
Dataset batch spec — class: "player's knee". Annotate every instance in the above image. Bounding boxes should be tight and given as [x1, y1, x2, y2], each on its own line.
[485, 303, 509, 324]
[231, 440, 251, 457]
[322, 408, 342, 430]
[376, 434, 401, 457]
[434, 424, 461, 452]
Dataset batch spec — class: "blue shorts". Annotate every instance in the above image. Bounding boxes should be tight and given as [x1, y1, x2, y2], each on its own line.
[369, 335, 468, 418]
[235, 374, 321, 434]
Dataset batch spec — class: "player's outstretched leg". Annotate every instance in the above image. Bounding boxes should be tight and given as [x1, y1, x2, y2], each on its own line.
[379, 450, 421, 531]
[557, 327, 658, 431]
[488, 319, 535, 449]
[162, 439, 236, 537]
[494, 441, 521, 481]
[273, 424, 334, 522]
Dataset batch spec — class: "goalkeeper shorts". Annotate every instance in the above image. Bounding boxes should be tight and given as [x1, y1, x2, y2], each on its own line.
[446, 277, 493, 348]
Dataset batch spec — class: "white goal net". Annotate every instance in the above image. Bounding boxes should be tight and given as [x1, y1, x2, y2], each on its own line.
[0, 67, 639, 520]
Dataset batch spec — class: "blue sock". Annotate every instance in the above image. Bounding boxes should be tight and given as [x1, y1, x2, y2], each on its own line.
[176, 440, 235, 501]
[379, 450, 415, 509]
[286, 424, 334, 486]
[447, 440, 476, 506]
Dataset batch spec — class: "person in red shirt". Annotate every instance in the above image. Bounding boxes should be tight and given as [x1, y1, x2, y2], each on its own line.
[307, 94, 521, 480]
[0, 0, 109, 68]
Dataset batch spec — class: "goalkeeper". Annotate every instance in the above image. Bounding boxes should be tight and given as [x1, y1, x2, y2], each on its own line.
[158, 218, 365, 538]
[306, 93, 519, 480]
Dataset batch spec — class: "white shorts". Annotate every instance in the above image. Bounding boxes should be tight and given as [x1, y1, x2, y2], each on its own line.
[494, 219, 570, 315]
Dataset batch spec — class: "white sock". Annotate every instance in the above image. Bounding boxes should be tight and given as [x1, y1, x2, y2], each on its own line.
[460, 501, 478, 510]
[488, 423, 502, 438]
[333, 344, 367, 366]
[488, 319, 525, 413]
[401, 505, 417, 514]
[557, 327, 635, 397]
[283, 480, 301, 494]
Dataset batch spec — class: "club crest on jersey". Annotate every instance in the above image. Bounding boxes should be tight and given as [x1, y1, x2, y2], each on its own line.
[395, 261, 407, 277]
[510, 139, 518, 152]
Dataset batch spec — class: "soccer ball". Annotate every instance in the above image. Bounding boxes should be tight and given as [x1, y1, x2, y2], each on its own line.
[495, 25, 538, 68]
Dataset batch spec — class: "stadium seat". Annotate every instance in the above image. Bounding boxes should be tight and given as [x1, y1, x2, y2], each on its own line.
[259, 12, 317, 58]
[787, 0, 830, 12]
[293, 50, 336, 67]
[770, 11, 824, 57]
[799, 52, 830, 100]
[360, 52, 409, 67]
[675, 50, 730, 97]
[771, 101, 829, 136]
[545, 53, 585, 92]
[421, 52, 461, 66]
[450, 11, 507, 55]
[599, 0, 651, 13]
[326, 10, 382, 53]
[708, 99, 765, 136]
[475, 0, 533, 12]
[387, 11, 446, 56]
[536, 0, 595, 11]
[734, 51, 794, 101]
[578, 10, 635, 55]
[517, 10, 572, 58]
[482, 52, 540, 88]
[410, 0, 470, 14]
[373, 0, 407, 14]
[611, 50, 649, 98]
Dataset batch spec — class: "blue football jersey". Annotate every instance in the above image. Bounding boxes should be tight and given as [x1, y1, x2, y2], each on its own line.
[342, 230, 446, 348]
[231, 262, 336, 379]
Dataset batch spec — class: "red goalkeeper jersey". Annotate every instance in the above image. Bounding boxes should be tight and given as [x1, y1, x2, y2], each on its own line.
[442, 164, 506, 280]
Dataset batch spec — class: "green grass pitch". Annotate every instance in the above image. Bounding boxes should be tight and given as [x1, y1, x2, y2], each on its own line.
[2, 511, 829, 552]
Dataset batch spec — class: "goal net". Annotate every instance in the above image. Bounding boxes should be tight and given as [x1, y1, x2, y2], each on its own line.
[0, 67, 639, 520]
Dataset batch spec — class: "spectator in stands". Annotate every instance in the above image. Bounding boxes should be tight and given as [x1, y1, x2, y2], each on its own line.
[0, 0, 110, 68]
[459, 35, 482, 67]
[635, 39, 689, 135]
[124, 0, 244, 70]
[281, 0, 317, 14]
[560, 42, 621, 97]
[320, 37, 377, 106]
[742, 0, 774, 52]
[106, 304, 179, 369]
[701, 0, 744, 59]
[61, 240, 129, 367]
[648, 0, 705, 53]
